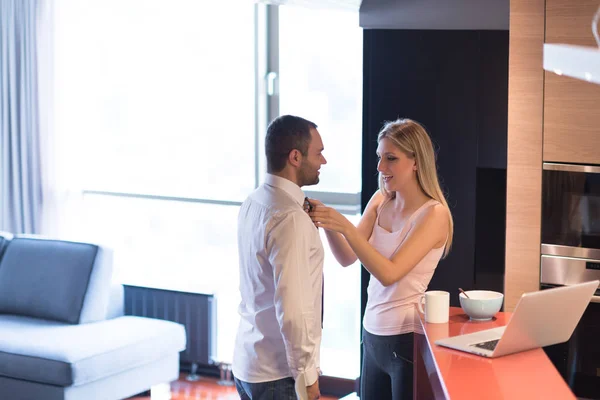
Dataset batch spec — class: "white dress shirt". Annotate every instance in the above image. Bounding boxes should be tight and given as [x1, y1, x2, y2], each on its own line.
[232, 174, 324, 398]
[233, 173, 324, 396]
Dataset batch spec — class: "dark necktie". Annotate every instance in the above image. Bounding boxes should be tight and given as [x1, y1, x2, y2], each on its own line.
[321, 279, 324, 328]
[305, 197, 324, 328]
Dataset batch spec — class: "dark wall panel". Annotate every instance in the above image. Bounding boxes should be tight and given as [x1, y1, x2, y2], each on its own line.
[361, 30, 508, 316]
[477, 31, 509, 169]
[474, 167, 507, 296]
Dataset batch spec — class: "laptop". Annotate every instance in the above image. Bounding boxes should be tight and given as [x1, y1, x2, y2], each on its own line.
[435, 280, 599, 358]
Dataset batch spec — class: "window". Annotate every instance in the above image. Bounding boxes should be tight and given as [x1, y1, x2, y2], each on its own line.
[279, 6, 363, 194]
[77, 193, 241, 362]
[54, 0, 255, 364]
[277, 6, 363, 379]
[54, 0, 256, 202]
[52, 1, 362, 380]
[319, 215, 362, 379]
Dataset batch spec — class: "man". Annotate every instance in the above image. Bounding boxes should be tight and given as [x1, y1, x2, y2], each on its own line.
[233, 115, 327, 400]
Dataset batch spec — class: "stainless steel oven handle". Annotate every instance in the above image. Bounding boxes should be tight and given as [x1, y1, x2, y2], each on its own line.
[543, 162, 600, 173]
[591, 295, 600, 304]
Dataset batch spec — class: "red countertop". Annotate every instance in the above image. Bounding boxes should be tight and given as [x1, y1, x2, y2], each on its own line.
[415, 307, 576, 400]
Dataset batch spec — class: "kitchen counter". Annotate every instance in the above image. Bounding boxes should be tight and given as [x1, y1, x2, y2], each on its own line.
[414, 307, 575, 399]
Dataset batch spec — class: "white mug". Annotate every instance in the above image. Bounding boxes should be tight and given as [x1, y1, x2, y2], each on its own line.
[418, 291, 450, 323]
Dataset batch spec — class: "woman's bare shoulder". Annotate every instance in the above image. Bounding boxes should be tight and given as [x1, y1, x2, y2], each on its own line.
[416, 202, 450, 230]
[357, 190, 386, 237]
[365, 190, 386, 212]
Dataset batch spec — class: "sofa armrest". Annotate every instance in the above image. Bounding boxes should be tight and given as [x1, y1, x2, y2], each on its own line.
[79, 246, 114, 323]
[106, 283, 124, 319]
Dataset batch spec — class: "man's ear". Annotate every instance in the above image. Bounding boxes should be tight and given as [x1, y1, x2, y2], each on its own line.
[289, 149, 302, 168]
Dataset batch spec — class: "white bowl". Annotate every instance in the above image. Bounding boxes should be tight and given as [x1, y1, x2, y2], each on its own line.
[459, 290, 504, 321]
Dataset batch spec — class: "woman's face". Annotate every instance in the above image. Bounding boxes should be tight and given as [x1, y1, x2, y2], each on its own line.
[376, 137, 416, 192]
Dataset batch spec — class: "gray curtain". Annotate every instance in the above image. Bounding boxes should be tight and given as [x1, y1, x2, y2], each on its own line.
[0, 0, 42, 234]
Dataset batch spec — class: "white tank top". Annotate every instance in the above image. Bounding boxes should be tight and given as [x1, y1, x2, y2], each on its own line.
[363, 198, 445, 336]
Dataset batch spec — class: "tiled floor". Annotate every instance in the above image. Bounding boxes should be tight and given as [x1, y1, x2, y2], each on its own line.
[130, 374, 340, 400]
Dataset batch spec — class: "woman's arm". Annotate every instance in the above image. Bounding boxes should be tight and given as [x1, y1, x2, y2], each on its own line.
[307, 191, 383, 267]
[311, 203, 449, 286]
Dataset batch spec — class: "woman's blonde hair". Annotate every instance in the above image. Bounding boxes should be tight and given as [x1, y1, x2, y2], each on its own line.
[377, 118, 454, 257]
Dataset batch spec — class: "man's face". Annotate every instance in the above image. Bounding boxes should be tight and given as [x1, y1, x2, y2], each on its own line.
[298, 128, 327, 187]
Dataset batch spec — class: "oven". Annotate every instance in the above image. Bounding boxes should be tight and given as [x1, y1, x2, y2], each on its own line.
[541, 162, 600, 259]
[541, 162, 600, 399]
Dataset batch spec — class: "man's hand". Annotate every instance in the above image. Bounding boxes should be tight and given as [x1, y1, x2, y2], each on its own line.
[306, 379, 320, 400]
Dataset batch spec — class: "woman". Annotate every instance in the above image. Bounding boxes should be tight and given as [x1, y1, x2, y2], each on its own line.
[307, 118, 453, 400]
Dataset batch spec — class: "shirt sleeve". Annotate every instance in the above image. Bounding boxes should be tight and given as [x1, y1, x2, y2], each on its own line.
[267, 211, 321, 387]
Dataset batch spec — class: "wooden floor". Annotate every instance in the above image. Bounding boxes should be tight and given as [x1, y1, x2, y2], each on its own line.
[130, 374, 340, 400]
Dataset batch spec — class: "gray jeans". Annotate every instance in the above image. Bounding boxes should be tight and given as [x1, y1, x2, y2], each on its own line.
[234, 376, 296, 400]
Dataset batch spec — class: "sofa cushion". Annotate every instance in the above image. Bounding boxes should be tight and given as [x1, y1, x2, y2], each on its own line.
[0, 315, 186, 387]
[0, 238, 98, 324]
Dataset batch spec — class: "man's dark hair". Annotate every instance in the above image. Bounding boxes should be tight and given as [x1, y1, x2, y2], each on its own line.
[265, 115, 317, 173]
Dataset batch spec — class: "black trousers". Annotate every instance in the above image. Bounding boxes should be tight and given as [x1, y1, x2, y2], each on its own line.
[361, 328, 414, 400]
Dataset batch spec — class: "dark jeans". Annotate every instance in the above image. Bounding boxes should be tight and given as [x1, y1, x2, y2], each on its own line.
[234, 376, 296, 400]
[361, 328, 414, 400]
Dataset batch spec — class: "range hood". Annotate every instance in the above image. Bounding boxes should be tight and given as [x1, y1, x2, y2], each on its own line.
[544, 44, 600, 84]
[543, 6, 600, 85]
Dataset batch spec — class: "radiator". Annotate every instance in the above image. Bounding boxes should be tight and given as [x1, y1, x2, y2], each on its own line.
[123, 285, 216, 366]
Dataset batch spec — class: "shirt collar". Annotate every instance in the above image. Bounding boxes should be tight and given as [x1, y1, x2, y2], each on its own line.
[264, 173, 305, 207]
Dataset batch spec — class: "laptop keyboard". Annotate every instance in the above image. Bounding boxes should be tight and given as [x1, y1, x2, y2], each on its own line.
[472, 339, 500, 351]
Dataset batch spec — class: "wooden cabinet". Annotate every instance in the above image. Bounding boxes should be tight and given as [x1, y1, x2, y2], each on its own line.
[543, 74, 600, 164]
[506, 0, 600, 309]
[543, 0, 600, 165]
[505, 0, 545, 311]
